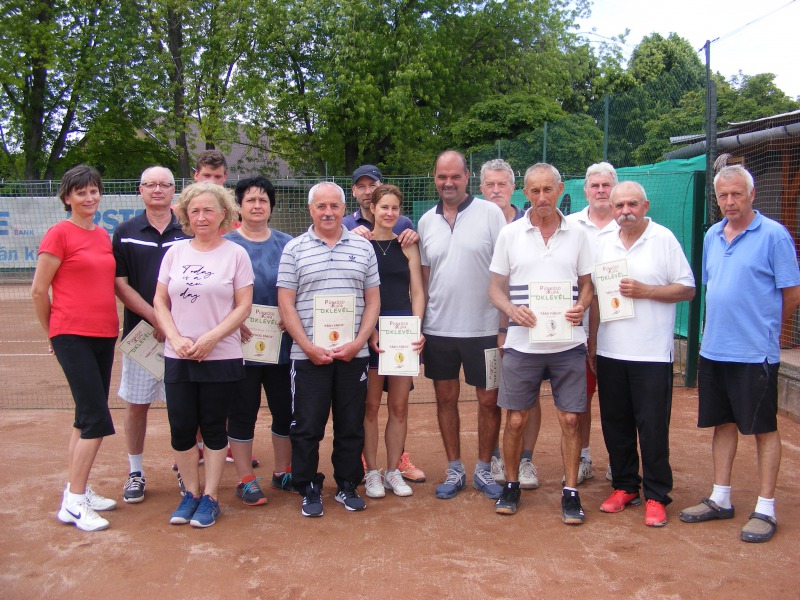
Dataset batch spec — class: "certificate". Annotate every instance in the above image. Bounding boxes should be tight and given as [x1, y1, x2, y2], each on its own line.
[242, 304, 282, 364]
[484, 348, 500, 390]
[118, 320, 164, 380]
[377, 316, 420, 376]
[528, 281, 573, 342]
[313, 294, 356, 350]
[595, 259, 635, 322]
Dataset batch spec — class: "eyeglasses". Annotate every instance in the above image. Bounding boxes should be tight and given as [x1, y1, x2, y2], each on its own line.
[141, 182, 175, 190]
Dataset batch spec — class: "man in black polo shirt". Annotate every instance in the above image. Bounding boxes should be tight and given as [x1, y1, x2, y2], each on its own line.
[113, 166, 187, 503]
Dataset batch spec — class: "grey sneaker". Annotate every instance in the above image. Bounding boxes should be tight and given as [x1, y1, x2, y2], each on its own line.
[335, 482, 366, 511]
[491, 456, 506, 485]
[518, 459, 540, 489]
[435, 468, 466, 499]
[123, 472, 146, 504]
[473, 468, 503, 499]
[301, 482, 324, 517]
[561, 457, 594, 486]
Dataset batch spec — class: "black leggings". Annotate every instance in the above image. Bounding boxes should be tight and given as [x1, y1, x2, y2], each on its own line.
[228, 363, 293, 441]
[51, 334, 116, 439]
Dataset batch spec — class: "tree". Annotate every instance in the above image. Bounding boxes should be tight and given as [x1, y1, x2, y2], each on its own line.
[0, 0, 139, 179]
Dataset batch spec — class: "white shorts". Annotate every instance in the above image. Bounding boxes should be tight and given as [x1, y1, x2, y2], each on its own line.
[118, 354, 166, 405]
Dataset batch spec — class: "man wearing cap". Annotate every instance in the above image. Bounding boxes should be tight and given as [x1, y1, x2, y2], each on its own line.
[344, 164, 418, 246]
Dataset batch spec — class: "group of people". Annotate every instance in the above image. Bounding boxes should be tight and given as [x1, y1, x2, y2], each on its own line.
[33, 149, 799, 544]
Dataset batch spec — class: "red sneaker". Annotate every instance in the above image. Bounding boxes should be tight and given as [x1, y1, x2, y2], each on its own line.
[600, 489, 641, 513]
[645, 499, 667, 527]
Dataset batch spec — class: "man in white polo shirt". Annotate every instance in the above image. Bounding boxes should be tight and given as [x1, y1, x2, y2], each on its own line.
[589, 181, 695, 528]
[488, 163, 593, 523]
[418, 150, 507, 501]
[564, 162, 619, 484]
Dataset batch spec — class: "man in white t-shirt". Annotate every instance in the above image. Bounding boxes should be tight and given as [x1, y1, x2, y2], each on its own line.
[589, 181, 695, 527]
[418, 150, 507, 501]
[564, 162, 619, 485]
[488, 163, 593, 523]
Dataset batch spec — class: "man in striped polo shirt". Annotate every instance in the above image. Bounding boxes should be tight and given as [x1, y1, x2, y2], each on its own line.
[277, 181, 381, 517]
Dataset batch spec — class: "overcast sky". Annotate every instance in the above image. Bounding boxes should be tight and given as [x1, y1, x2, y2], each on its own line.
[578, 0, 800, 100]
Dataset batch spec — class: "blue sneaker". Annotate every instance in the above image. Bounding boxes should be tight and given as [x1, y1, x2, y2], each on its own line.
[335, 482, 366, 511]
[473, 468, 503, 499]
[435, 468, 466, 499]
[301, 482, 324, 517]
[190, 495, 221, 528]
[170, 491, 200, 524]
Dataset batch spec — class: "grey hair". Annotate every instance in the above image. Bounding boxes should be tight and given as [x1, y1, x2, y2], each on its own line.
[524, 163, 562, 186]
[308, 181, 346, 205]
[714, 165, 754, 195]
[610, 180, 648, 204]
[480, 159, 515, 185]
[140, 166, 175, 185]
[584, 162, 618, 192]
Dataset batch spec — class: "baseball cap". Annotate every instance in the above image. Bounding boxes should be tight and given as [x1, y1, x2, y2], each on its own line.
[352, 165, 382, 184]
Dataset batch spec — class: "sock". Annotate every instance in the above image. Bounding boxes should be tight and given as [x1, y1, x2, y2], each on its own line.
[521, 449, 533, 461]
[129, 453, 144, 475]
[709, 484, 732, 509]
[67, 491, 86, 506]
[563, 486, 578, 493]
[241, 473, 256, 484]
[506, 481, 520, 490]
[580, 447, 591, 461]
[476, 459, 491, 473]
[448, 459, 464, 473]
[754, 496, 775, 519]
[492, 446, 501, 459]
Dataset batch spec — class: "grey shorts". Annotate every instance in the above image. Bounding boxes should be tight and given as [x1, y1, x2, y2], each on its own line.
[498, 346, 587, 413]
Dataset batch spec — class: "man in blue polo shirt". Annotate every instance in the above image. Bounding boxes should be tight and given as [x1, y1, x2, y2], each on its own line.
[113, 166, 187, 503]
[343, 164, 418, 246]
[680, 165, 800, 543]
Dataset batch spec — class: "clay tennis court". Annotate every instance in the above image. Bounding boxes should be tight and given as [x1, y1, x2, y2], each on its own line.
[2, 383, 800, 598]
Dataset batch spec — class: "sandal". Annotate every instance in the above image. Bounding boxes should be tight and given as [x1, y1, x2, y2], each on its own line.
[741, 512, 777, 543]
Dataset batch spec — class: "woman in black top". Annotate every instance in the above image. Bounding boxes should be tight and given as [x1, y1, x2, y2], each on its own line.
[363, 185, 425, 498]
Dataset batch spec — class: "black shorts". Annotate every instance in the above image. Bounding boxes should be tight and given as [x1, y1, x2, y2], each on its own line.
[51, 335, 116, 439]
[423, 334, 496, 388]
[698, 356, 779, 435]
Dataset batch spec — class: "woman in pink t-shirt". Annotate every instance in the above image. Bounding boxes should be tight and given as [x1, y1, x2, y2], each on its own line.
[154, 182, 253, 528]
[31, 165, 119, 532]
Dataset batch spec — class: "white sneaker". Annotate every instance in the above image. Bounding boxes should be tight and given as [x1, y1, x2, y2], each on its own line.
[384, 469, 413, 497]
[491, 456, 507, 485]
[85, 485, 117, 511]
[64, 483, 117, 511]
[606, 464, 613, 482]
[58, 497, 109, 531]
[561, 457, 594, 486]
[518, 458, 539, 489]
[364, 469, 385, 498]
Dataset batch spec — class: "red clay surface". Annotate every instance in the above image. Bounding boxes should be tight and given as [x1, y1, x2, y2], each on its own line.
[2, 384, 800, 599]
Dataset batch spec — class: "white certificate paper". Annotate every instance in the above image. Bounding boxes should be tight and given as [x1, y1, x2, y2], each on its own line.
[528, 281, 573, 342]
[242, 304, 282, 364]
[313, 294, 356, 350]
[377, 316, 420, 376]
[595, 259, 635, 322]
[118, 320, 164, 380]
[484, 348, 500, 390]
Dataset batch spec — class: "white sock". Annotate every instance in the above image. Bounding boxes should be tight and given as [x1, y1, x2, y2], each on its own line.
[754, 496, 776, 519]
[67, 491, 86, 506]
[580, 447, 591, 461]
[709, 484, 732, 509]
[129, 453, 144, 475]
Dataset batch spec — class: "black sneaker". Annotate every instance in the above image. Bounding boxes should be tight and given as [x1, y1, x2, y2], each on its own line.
[495, 483, 521, 515]
[335, 481, 366, 512]
[123, 471, 146, 503]
[562, 489, 585, 525]
[301, 482, 324, 517]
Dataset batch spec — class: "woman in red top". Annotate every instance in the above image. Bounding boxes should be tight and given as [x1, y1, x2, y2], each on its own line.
[31, 165, 119, 532]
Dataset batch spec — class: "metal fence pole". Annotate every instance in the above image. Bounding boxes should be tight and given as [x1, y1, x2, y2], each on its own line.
[684, 170, 707, 387]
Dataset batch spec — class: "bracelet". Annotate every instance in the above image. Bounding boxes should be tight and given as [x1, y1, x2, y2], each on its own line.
[498, 327, 508, 334]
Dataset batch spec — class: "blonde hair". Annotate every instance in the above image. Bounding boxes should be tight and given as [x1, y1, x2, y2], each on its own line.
[174, 182, 239, 235]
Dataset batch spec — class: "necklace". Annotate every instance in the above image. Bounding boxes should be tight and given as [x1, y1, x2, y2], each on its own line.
[374, 239, 393, 256]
